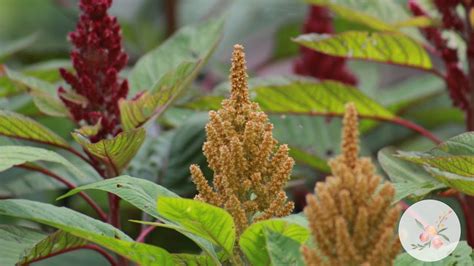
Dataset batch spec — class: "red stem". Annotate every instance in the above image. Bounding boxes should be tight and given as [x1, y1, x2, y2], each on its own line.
[456, 194, 474, 247]
[136, 225, 157, 243]
[164, 0, 177, 37]
[108, 194, 121, 228]
[390, 117, 442, 144]
[462, 4, 474, 247]
[17, 164, 107, 222]
[268, 111, 442, 144]
[25, 244, 117, 266]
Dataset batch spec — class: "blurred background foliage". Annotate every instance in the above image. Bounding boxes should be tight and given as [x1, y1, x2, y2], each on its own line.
[0, 0, 470, 263]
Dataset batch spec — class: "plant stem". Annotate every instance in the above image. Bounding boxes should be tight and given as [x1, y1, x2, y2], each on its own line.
[136, 225, 157, 243]
[456, 194, 474, 247]
[108, 194, 121, 228]
[24, 244, 118, 266]
[17, 164, 107, 221]
[164, 0, 177, 37]
[461, 5, 474, 247]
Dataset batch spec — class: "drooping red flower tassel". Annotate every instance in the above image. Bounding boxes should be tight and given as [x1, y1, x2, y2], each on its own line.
[408, 0, 469, 110]
[294, 6, 357, 85]
[58, 0, 129, 142]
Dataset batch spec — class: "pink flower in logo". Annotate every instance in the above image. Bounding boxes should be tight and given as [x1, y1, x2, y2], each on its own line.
[411, 210, 452, 251]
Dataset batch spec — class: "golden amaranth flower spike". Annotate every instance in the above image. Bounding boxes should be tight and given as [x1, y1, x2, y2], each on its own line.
[302, 103, 401, 266]
[190, 44, 295, 234]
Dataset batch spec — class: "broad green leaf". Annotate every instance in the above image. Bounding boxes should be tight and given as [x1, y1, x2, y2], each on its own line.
[1, 67, 68, 117]
[239, 219, 309, 266]
[120, 62, 197, 130]
[0, 199, 130, 240]
[0, 152, 100, 196]
[397, 132, 474, 195]
[128, 18, 223, 95]
[0, 146, 99, 186]
[394, 241, 473, 265]
[0, 225, 46, 266]
[0, 199, 174, 266]
[393, 16, 435, 28]
[376, 75, 445, 112]
[121, 17, 224, 130]
[265, 229, 305, 266]
[289, 147, 330, 173]
[305, 0, 420, 34]
[72, 128, 146, 174]
[60, 176, 220, 264]
[63, 232, 174, 266]
[23, 59, 71, 82]
[58, 175, 178, 219]
[269, 114, 341, 174]
[0, 110, 69, 148]
[378, 147, 447, 202]
[157, 198, 236, 257]
[293, 31, 432, 69]
[131, 220, 221, 266]
[256, 80, 394, 119]
[188, 78, 395, 120]
[172, 254, 214, 266]
[0, 33, 38, 61]
[305, 0, 396, 31]
[18, 230, 88, 265]
[161, 114, 209, 194]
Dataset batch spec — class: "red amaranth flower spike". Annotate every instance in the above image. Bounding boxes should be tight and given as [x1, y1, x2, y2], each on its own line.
[408, 0, 469, 110]
[294, 6, 357, 85]
[58, 0, 129, 142]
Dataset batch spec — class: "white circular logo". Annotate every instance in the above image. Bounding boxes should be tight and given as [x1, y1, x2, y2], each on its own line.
[398, 199, 461, 262]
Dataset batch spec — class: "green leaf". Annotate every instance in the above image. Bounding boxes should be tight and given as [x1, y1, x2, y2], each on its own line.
[60, 176, 220, 264]
[0, 153, 100, 196]
[64, 233, 174, 266]
[376, 75, 445, 112]
[18, 230, 88, 265]
[172, 253, 214, 266]
[161, 114, 209, 194]
[128, 18, 223, 95]
[22, 59, 71, 82]
[58, 175, 178, 220]
[0, 199, 174, 265]
[131, 220, 221, 266]
[378, 147, 447, 202]
[0, 33, 38, 61]
[72, 128, 146, 174]
[188, 78, 394, 120]
[239, 219, 309, 266]
[59, 176, 222, 264]
[395, 241, 473, 265]
[0, 146, 99, 186]
[289, 147, 330, 173]
[265, 229, 305, 266]
[257, 79, 394, 118]
[0, 110, 69, 148]
[305, 0, 396, 31]
[397, 132, 474, 195]
[293, 31, 432, 69]
[120, 62, 197, 130]
[1, 67, 68, 117]
[305, 0, 419, 35]
[0, 225, 46, 266]
[157, 198, 235, 257]
[0, 199, 130, 240]
[121, 17, 223, 130]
